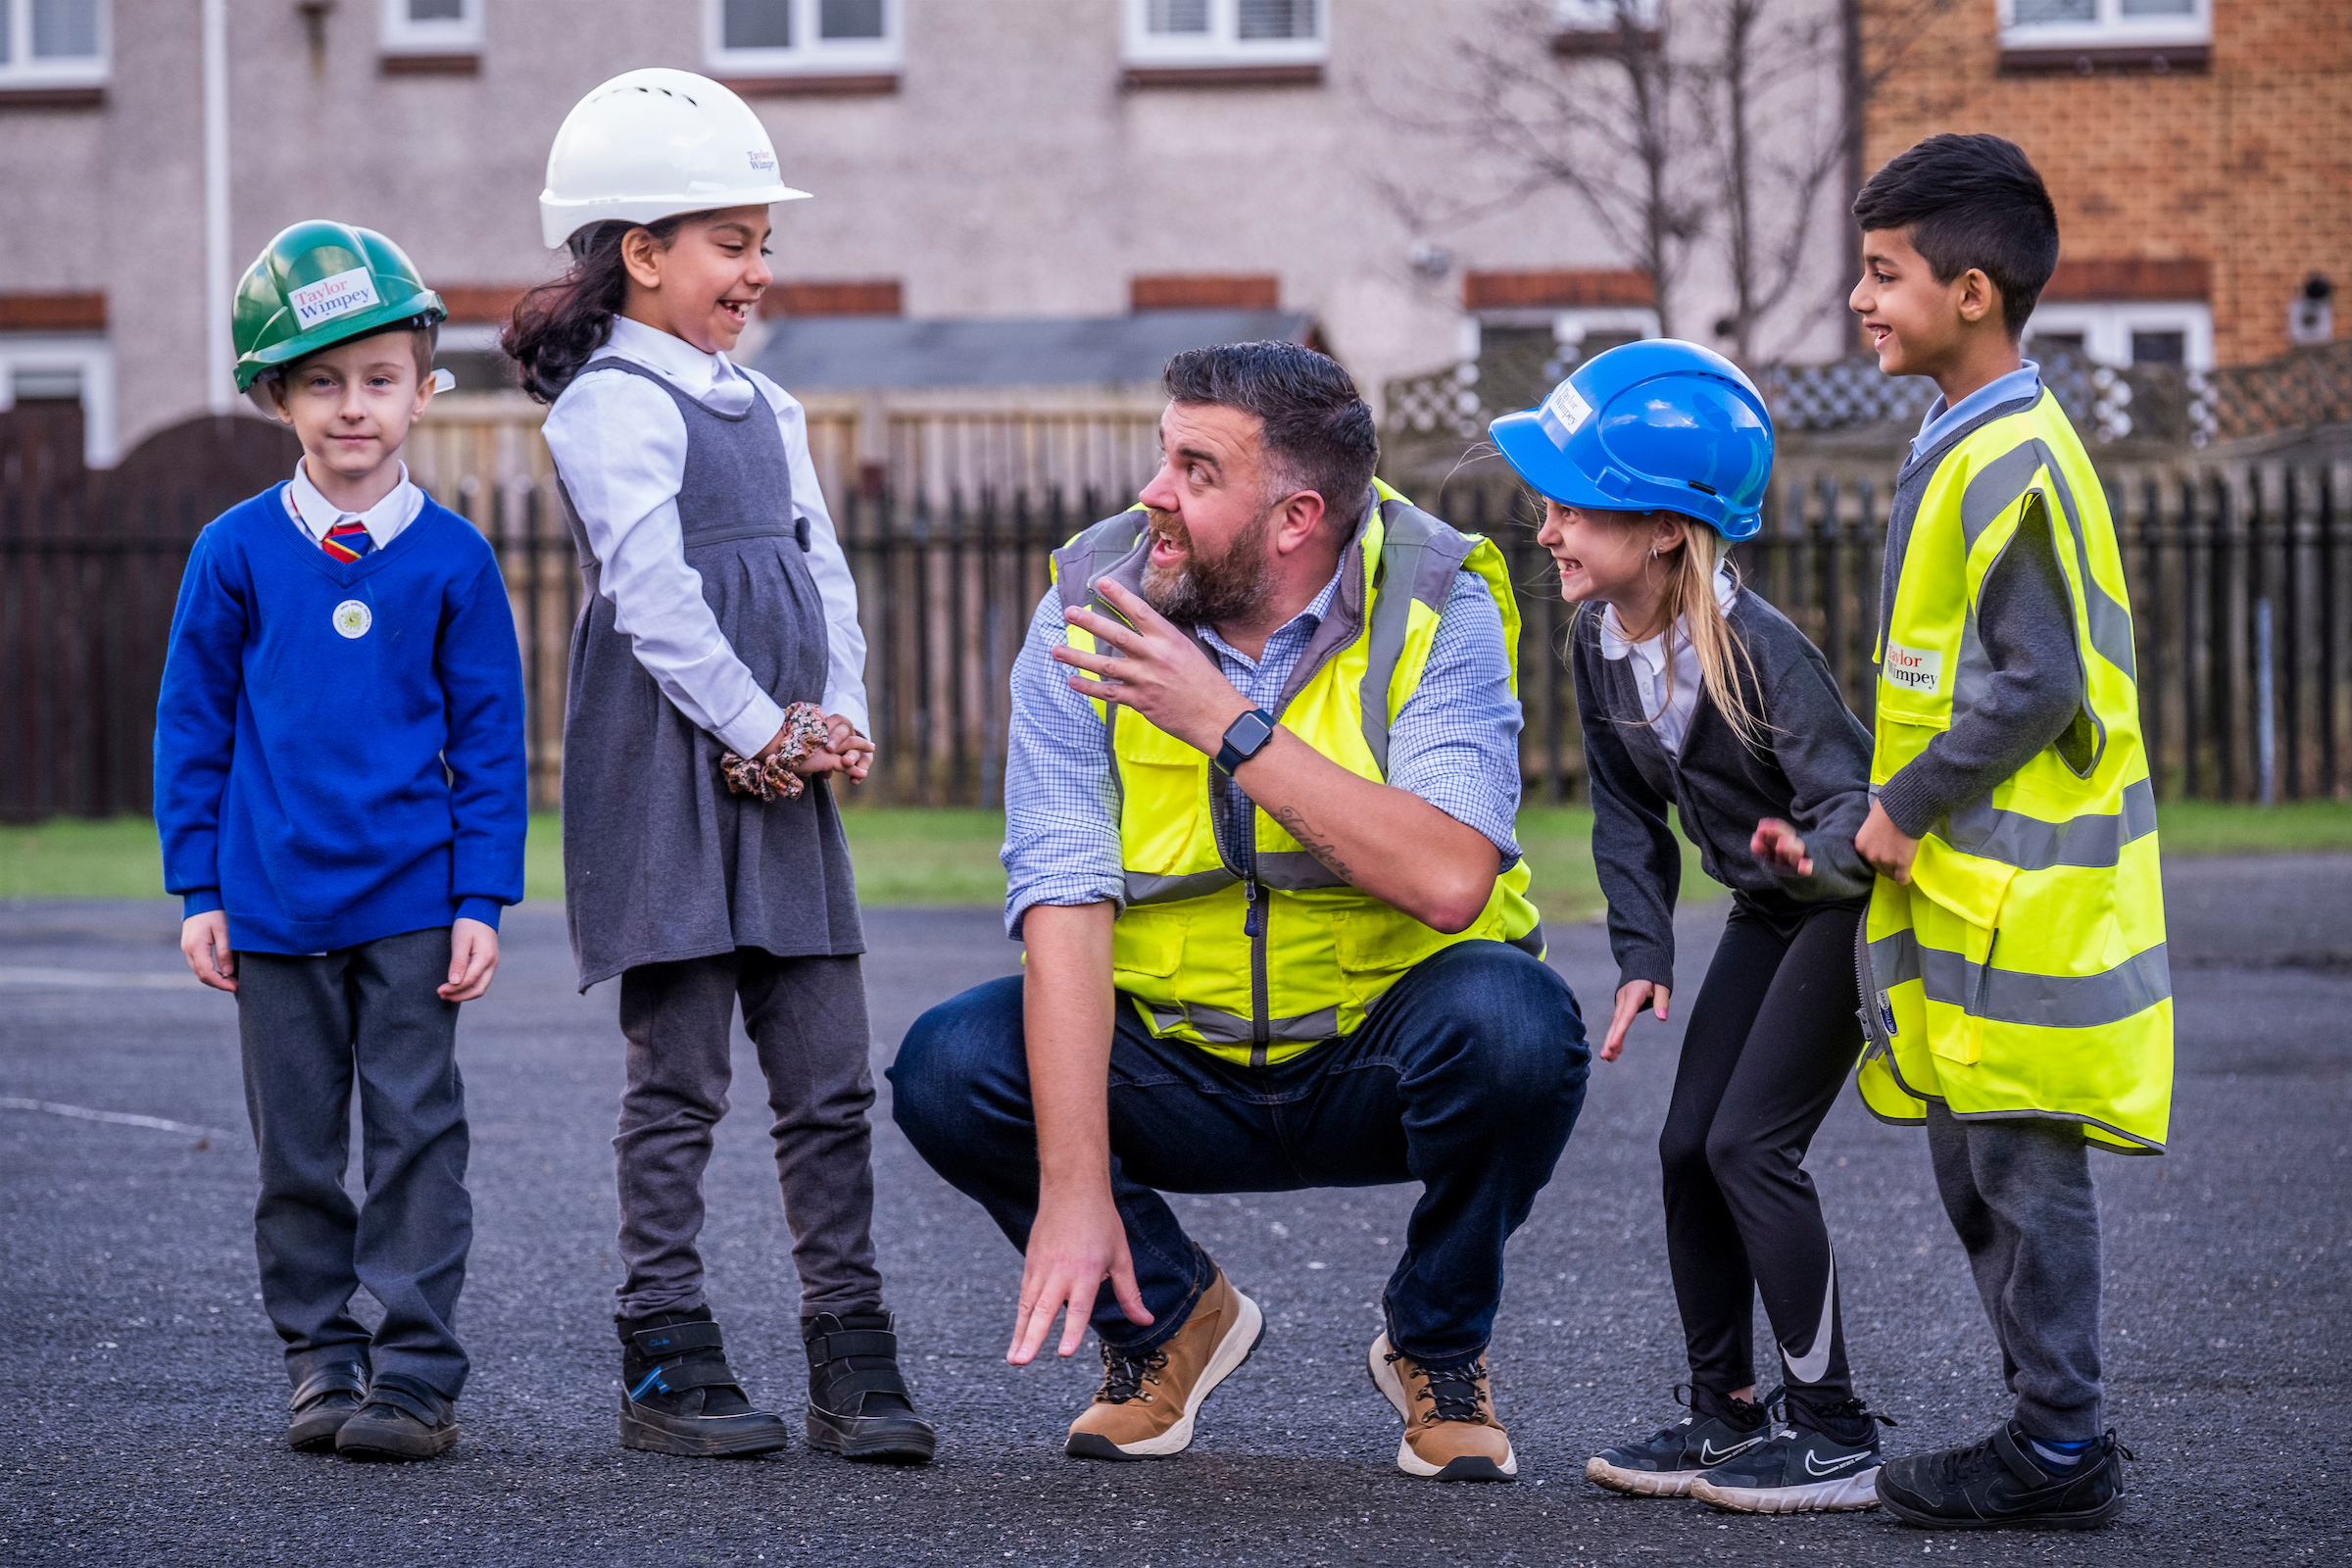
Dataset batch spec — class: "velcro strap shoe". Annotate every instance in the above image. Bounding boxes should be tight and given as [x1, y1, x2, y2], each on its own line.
[803, 1311, 936, 1464]
[617, 1308, 789, 1457]
[334, 1374, 459, 1462]
[286, 1361, 368, 1453]
[1878, 1422, 2130, 1531]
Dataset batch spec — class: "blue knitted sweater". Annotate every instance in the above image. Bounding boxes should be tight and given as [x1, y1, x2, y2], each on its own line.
[154, 484, 527, 955]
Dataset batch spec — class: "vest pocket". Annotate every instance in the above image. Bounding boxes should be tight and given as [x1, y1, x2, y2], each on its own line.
[1112, 914, 1189, 982]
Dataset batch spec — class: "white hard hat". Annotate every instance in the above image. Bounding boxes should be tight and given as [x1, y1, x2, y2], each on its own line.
[539, 67, 810, 251]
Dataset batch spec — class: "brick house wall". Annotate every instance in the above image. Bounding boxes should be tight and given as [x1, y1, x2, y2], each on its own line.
[1860, 0, 2351, 367]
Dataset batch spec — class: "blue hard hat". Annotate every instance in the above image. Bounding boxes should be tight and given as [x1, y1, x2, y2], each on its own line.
[1490, 338, 1775, 542]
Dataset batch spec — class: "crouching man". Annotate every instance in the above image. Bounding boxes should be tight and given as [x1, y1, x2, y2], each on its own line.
[890, 341, 1589, 1482]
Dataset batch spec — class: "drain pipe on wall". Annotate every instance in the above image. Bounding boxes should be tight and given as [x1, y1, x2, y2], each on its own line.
[202, 0, 233, 416]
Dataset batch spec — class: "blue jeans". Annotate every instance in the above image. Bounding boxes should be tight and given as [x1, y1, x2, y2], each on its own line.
[889, 940, 1588, 1369]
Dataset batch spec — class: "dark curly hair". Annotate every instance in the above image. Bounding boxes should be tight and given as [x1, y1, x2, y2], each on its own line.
[502, 217, 689, 403]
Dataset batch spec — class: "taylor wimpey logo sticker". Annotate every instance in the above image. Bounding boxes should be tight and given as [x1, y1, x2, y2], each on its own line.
[1885, 641, 1943, 694]
[1537, 380, 1593, 449]
[749, 149, 777, 174]
[289, 267, 382, 331]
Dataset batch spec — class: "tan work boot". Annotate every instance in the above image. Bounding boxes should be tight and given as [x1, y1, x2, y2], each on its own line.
[1367, 1332, 1518, 1481]
[1065, 1268, 1263, 1460]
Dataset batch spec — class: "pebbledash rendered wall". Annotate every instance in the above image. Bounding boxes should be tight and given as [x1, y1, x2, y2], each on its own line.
[0, 0, 1851, 463]
[1861, 0, 2352, 369]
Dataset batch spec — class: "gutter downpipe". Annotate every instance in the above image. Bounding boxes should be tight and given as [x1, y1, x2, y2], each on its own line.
[202, 0, 232, 416]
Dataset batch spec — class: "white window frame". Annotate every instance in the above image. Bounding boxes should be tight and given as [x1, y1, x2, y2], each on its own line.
[1551, 308, 1662, 350]
[1553, 0, 1660, 33]
[1998, 0, 2209, 53]
[0, 0, 110, 87]
[2025, 300, 2213, 371]
[1121, 0, 1326, 69]
[705, 0, 903, 76]
[378, 0, 483, 55]
[0, 334, 118, 466]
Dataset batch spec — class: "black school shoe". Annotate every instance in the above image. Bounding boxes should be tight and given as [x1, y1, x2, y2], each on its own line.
[1690, 1395, 1894, 1514]
[286, 1361, 368, 1452]
[618, 1306, 791, 1457]
[335, 1373, 460, 1461]
[803, 1311, 936, 1463]
[1586, 1385, 1777, 1498]
[1877, 1422, 2130, 1531]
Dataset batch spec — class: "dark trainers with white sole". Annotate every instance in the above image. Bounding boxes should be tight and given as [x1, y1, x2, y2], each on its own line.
[1586, 1385, 1777, 1498]
[1877, 1422, 2130, 1531]
[1690, 1396, 1894, 1514]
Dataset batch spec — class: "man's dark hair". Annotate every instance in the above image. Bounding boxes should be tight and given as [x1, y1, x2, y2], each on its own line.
[1162, 340, 1379, 529]
[1852, 133, 2059, 337]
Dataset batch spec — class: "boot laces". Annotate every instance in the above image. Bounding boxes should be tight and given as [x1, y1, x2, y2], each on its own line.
[1095, 1344, 1167, 1405]
[1396, 1353, 1489, 1423]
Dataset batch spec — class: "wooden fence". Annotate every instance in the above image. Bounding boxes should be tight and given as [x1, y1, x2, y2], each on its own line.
[5, 414, 2351, 817]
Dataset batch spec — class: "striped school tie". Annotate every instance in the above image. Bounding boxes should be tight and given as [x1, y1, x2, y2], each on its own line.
[321, 520, 374, 563]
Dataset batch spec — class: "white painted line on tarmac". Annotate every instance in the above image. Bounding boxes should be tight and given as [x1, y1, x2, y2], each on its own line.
[0, 1097, 242, 1141]
[0, 966, 199, 990]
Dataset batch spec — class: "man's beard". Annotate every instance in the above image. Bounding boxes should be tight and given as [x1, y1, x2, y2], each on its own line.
[1138, 505, 1276, 626]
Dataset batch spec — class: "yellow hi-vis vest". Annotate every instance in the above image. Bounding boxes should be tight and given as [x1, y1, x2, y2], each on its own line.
[1855, 390, 2173, 1153]
[1050, 481, 1544, 1067]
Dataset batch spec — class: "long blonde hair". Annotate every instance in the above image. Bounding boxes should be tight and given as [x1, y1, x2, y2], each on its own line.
[1590, 514, 1774, 751]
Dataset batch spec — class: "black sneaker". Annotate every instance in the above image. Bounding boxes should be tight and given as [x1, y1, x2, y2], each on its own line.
[803, 1310, 936, 1464]
[286, 1361, 368, 1452]
[1586, 1386, 1777, 1498]
[334, 1373, 459, 1462]
[1690, 1396, 1893, 1514]
[1878, 1422, 2130, 1531]
[617, 1307, 791, 1457]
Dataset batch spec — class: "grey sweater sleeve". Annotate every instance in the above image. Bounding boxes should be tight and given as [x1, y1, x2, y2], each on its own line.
[1757, 625, 1878, 902]
[1877, 501, 2085, 839]
[1572, 623, 1681, 992]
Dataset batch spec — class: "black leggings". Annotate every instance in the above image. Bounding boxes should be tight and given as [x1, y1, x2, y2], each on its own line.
[1661, 892, 1866, 1405]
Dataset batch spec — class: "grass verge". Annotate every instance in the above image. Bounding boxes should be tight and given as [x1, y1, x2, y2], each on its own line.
[7, 799, 2350, 909]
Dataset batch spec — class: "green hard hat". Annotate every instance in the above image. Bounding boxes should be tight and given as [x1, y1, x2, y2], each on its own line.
[232, 220, 446, 391]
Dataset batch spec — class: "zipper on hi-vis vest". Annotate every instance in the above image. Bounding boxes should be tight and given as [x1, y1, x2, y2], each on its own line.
[1244, 873, 1270, 1066]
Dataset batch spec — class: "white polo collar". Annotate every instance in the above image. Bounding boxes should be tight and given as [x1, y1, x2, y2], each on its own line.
[603, 315, 756, 416]
[285, 459, 424, 550]
[1600, 564, 1739, 661]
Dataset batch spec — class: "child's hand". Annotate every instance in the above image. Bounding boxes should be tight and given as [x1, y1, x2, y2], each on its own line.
[1601, 980, 1669, 1062]
[790, 714, 875, 784]
[1855, 799, 1919, 884]
[439, 917, 500, 1003]
[180, 911, 237, 994]
[1751, 817, 1814, 877]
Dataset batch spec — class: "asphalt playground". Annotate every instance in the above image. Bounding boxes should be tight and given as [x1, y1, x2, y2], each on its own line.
[2, 855, 2347, 1567]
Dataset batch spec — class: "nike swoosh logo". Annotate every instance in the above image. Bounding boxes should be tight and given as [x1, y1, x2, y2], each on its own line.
[1699, 1437, 1761, 1465]
[1804, 1448, 1873, 1476]
[1782, 1249, 1838, 1386]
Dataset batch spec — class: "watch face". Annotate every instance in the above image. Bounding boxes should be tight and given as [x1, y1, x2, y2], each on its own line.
[1232, 711, 1274, 751]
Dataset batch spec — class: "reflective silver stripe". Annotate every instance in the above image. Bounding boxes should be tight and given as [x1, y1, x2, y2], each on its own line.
[1144, 1001, 1339, 1046]
[1938, 776, 2158, 871]
[1960, 441, 2046, 553]
[1868, 930, 2171, 1028]
[1357, 500, 1471, 774]
[1253, 852, 1349, 891]
[2030, 442, 2138, 682]
[1123, 868, 1237, 906]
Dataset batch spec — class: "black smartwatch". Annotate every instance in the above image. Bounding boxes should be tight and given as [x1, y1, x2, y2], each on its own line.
[1213, 708, 1279, 776]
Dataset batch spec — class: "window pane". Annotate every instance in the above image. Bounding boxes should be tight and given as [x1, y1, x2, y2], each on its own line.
[31, 0, 99, 59]
[2120, 0, 2196, 13]
[2131, 330, 2186, 366]
[1147, 0, 1209, 35]
[724, 0, 794, 49]
[2009, 0, 2095, 22]
[409, 0, 465, 20]
[2033, 331, 2087, 356]
[1238, 0, 1314, 39]
[818, 0, 883, 38]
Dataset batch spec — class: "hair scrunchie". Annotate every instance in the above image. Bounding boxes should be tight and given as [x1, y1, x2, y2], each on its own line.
[718, 703, 832, 802]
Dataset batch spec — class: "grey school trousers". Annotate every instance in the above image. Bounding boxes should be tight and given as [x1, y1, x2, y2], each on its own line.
[1926, 1102, 2103, 1441]
[234, 927, 471, 1400]
[613, 950, 886, 1321]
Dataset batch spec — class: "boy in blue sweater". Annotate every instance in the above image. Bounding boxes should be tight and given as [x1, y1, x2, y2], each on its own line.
[155, 221, 527, 1462]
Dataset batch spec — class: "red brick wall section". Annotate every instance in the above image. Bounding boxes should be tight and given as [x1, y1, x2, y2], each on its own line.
[1861, 0, 2352, 365]
[435, 284, 530, 325]
[2043, 257, 2212, 303]
[760, 279, 905, 318]
[1130, 274, 1281, 312]
[1462, 270, 1655, 311]
[0, 293, 107, 331]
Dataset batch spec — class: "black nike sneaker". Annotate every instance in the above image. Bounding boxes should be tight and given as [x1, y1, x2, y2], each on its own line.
[1690, 1396, 1894, 1514]
[1877, 1422, 2130, 1531]
[1586, 1385, 1777, 1498]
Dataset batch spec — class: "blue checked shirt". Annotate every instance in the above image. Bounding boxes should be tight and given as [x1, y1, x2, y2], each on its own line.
[1002, 562, 1526, 938]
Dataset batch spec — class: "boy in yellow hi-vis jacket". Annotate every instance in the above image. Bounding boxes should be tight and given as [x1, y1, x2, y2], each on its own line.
[1840, 135, 2169, 1532]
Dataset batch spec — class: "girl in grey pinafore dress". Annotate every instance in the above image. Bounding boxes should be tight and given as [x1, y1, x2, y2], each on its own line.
[541, 340, 930, 1463]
